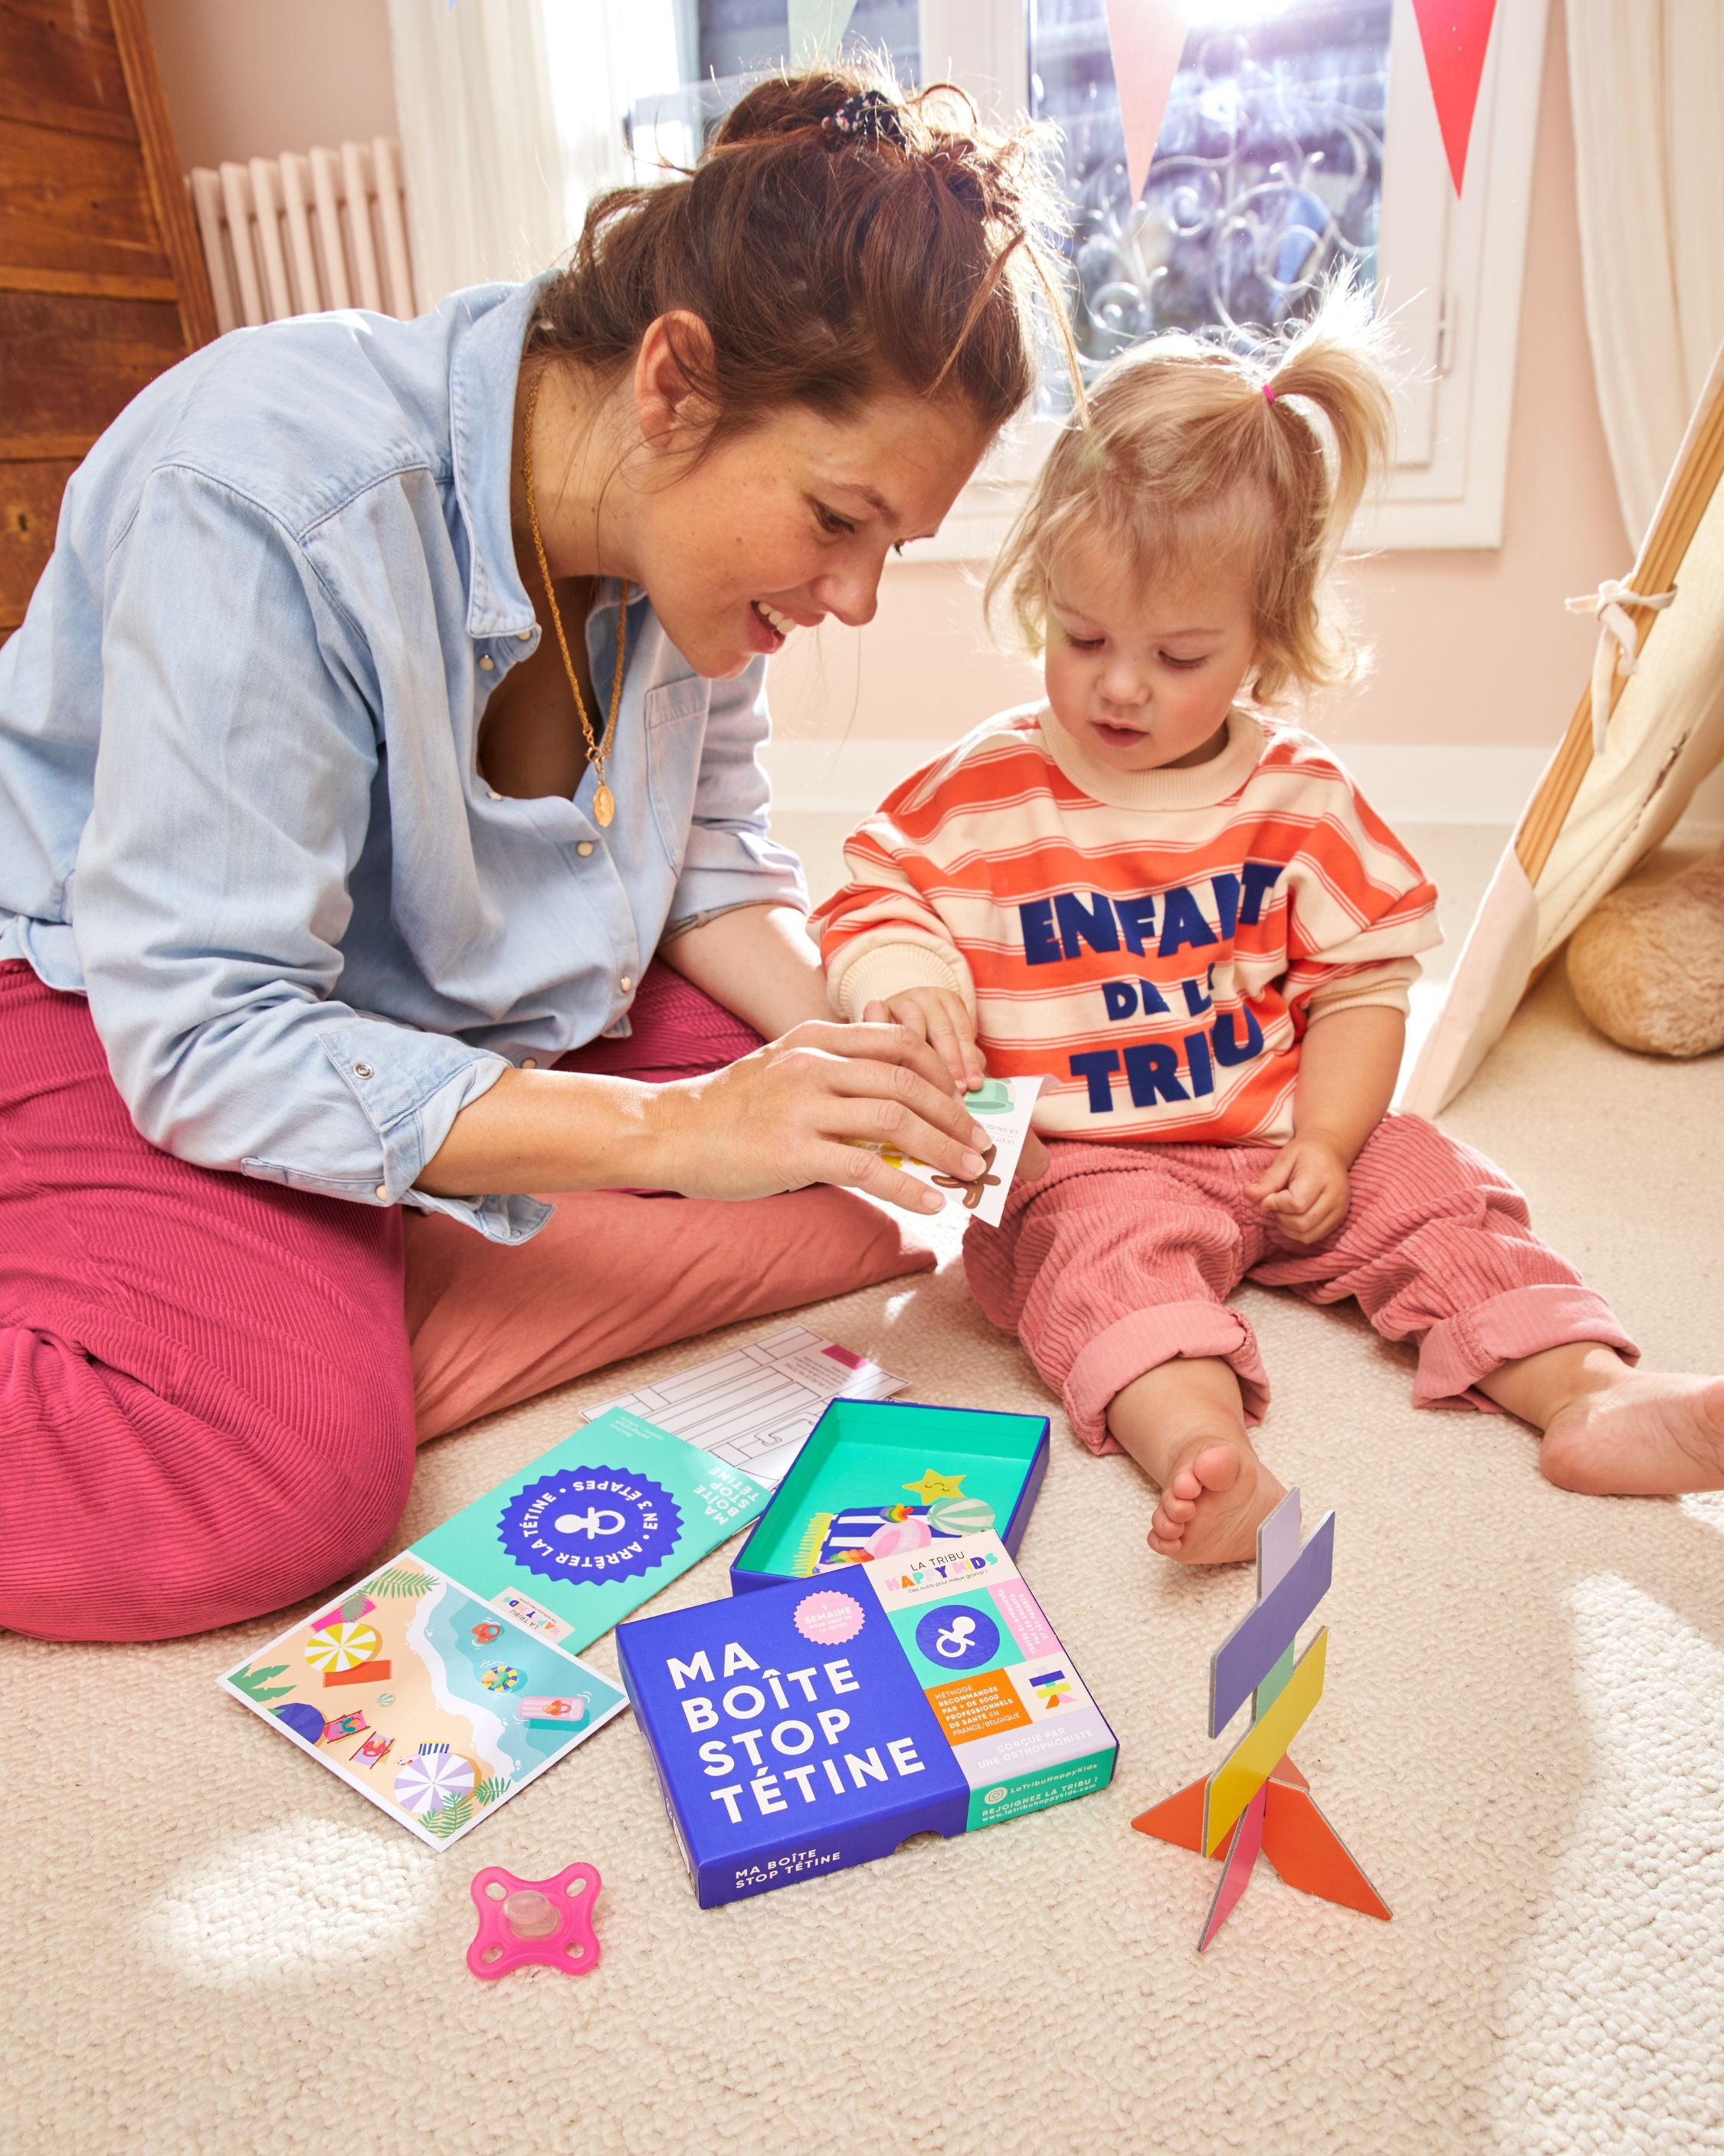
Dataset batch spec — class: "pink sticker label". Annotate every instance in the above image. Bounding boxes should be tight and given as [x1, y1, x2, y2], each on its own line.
[821, 1344, 865, 1370]
[994, 1577, 1057, 1659]
[793, 1590, 866, 1644]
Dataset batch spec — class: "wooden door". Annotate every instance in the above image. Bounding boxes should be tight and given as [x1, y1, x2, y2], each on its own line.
[1, 0, 216, 643]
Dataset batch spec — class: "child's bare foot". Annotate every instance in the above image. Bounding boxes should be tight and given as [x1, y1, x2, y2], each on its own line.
[1148, 1439, 1286, 1565]
[1539, 1373, 1724, 1496]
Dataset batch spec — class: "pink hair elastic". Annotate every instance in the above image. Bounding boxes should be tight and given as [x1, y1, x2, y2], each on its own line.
[1262, 383, 1277, 404]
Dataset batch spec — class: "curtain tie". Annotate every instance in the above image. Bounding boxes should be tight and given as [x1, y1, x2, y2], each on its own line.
[1565, 576, 1677, 754]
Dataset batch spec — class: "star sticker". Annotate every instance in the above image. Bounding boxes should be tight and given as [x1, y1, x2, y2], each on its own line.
[903, 1469, 966, 1504]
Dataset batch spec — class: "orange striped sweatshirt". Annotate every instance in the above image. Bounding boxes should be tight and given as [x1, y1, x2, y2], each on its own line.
[812, 704, 1440, 1147]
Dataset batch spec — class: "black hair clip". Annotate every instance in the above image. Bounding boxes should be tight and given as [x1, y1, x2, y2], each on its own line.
[823, 88, 907, 149]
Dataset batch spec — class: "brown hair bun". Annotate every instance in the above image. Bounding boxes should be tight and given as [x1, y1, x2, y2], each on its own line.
[529, 61, 1067, 444]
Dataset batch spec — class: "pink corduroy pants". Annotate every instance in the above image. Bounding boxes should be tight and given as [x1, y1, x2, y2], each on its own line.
[963, 1115, 1637, 1454]
[0, 960, 929, 1644]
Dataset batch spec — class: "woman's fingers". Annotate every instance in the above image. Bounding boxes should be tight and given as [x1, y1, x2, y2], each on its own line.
[804, 1140, 948, 1216]
[816, 1054, 986, 1159]
[790, 1018, 963, 1101]
[815, 1091, 985, 1183]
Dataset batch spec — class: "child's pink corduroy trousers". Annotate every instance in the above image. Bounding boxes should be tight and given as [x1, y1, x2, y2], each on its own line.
[963, 1116, 1637, 1453]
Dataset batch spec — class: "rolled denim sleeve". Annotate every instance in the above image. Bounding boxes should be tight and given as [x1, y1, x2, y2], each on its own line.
[670, 658, 808, 919]
[73, 465, 547, 1243]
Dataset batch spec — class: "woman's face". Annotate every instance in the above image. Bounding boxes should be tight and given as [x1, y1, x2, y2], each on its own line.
[632, 390, 993, 680]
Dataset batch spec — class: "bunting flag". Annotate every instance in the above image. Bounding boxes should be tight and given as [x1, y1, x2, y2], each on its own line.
[788, 0, 860, 67]
[1410, 0, 1500, 193]
[1102, 0, 1197, 205]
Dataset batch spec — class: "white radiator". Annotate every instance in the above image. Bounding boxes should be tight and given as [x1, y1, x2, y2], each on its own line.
[186, 139, 418, 334]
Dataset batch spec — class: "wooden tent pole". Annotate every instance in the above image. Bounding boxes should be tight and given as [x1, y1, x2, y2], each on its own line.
[1514, 358, 1724, 883]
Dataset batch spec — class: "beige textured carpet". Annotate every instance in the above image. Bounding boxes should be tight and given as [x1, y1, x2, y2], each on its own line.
[7, 966, 1722, 2155]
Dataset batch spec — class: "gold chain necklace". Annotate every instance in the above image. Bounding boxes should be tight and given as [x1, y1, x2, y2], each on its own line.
[522, 369, 628, 827]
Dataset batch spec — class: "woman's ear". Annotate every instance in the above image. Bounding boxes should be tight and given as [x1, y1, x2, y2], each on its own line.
[634, 310, 719, 459]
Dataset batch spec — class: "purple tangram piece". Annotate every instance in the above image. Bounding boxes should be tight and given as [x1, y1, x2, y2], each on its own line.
[1197, 1782, 1267, 1951]
[1257, 1486, 1303, 1595]
[1209, 1508, 1336, 1738]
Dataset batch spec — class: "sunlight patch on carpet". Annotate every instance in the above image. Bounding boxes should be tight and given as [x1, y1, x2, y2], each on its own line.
[138, 1816, 438, 1985]
[1490, 1574, 1724, 2151]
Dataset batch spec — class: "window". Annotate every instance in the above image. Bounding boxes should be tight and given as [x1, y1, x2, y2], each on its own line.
[634, 0, 1552, 553]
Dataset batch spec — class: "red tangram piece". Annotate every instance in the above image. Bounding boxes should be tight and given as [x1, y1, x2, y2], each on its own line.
[1132, 1489, 1388, 1950]
[1411, 0, 1499, 193]
[467, 1862, 602, 1980]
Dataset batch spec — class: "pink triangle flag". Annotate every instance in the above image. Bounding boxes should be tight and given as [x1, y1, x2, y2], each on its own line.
[1411, 0, 1499, 193]
[1103, 0, 1197, 204]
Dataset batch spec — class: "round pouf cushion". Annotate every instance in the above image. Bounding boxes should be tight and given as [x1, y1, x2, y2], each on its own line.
[1567, 842, 1724, 1057]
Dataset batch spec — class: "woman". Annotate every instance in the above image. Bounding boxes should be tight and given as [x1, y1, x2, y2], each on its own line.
[0, 72, 1060, 1642]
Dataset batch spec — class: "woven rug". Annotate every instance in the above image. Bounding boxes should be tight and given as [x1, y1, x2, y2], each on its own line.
[5, 961, 1720, 2156]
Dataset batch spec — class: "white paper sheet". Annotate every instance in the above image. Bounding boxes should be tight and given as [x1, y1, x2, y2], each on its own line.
[582, 1324, 907, 1486]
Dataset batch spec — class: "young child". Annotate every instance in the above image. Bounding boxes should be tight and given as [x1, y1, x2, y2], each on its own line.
[813, 290, 1724, 1564]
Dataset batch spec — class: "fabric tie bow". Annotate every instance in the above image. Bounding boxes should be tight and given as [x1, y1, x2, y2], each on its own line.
[1564, 576, 1677, 755]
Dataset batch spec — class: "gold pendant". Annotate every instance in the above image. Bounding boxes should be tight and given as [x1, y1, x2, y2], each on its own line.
[593, 782, 615, 828]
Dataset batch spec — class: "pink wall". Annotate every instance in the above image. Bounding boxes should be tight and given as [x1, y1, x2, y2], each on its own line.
[775, 3, 1627, 753]
[141, 0, 398, 171]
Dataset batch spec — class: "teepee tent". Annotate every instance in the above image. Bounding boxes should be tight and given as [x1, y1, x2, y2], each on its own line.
[1402, 344, 1724, 1116]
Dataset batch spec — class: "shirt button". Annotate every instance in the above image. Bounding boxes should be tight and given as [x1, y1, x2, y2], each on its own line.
[478, 654, 494, 671]
[353, 1062, 374, 1079]
[375, 1184, 388, 1201]
[620, 975, 633, 993]
[521, 1058, 538, 1070]
[487, 789, 501, 801]
[516, 629, 533, 642]
[576, 841, 594, 857]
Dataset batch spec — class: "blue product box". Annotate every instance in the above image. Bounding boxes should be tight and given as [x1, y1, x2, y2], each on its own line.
[729, 1398, 1050, 1593]
[617, 1530, 1115, 1906]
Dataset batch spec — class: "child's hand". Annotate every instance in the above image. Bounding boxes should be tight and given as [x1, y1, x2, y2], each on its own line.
[1246, 1134, 1352, 1243]
[862, 989, 984, 1093]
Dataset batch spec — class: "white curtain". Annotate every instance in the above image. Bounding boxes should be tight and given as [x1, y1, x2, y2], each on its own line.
[386, 0, 683, 308]
[1566, 0, 1724, 545]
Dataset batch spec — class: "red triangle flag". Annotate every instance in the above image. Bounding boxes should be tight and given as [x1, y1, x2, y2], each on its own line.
[1411, 0, 1500, 193]
[1102, 0, 1196, 205]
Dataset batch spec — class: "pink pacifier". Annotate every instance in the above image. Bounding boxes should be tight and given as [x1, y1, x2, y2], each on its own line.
[467, 1862, 602, 1980]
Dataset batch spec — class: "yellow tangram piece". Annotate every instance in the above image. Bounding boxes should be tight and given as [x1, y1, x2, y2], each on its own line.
[903, 1469, 966, 1503]
[1203, 1628, 1327, 1855]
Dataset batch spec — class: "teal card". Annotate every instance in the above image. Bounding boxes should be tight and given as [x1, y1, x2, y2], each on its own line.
[412, 1409, 768, 1654]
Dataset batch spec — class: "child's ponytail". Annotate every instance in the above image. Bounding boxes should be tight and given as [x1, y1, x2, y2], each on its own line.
[1259, 279, 1395, 573]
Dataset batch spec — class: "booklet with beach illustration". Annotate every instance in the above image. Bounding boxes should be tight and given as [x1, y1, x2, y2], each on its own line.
[219, 1410, 771, 1846]
[221, 1555, 629, 1849]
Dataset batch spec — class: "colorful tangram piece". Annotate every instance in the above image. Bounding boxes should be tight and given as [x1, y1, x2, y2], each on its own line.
[467, 1862, 602, 1981]
[1133, 1489, 1389, 1951]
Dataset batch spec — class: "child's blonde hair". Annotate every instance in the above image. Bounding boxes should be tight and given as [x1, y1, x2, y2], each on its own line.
[985, 280, 1396, 704]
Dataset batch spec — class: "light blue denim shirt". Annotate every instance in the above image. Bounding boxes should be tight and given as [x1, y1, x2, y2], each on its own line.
[0, 279, 805, 1242]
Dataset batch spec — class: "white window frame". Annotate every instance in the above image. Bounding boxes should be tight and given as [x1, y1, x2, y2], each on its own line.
[913, 0, 1552, 559]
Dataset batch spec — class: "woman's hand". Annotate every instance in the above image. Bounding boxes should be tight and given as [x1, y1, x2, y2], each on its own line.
[643, 1019, 992, 1216]
[861, 989, 984, 1092]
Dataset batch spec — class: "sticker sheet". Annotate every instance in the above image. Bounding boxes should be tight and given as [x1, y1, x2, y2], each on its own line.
[219, 1557, 627, 1850]
[860, 1074, 1050, 1228]
[584, 1324, 907, 1487]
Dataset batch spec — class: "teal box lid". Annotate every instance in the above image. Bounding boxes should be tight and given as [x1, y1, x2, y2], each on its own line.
[729, 1398, 1048, 1593]
[413, 1408, 767, 1655]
